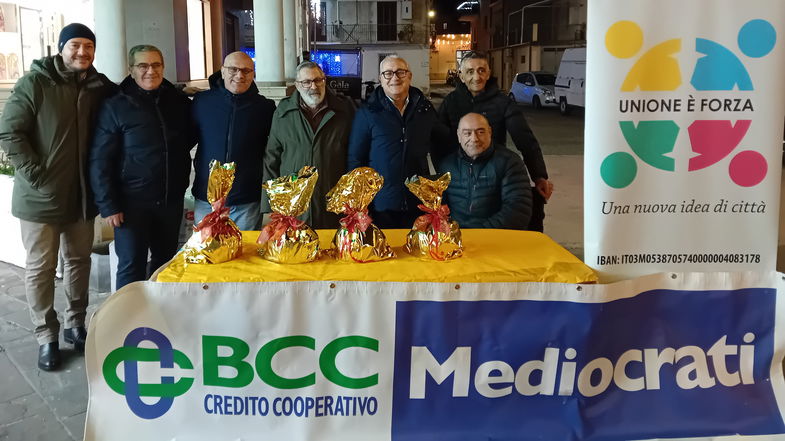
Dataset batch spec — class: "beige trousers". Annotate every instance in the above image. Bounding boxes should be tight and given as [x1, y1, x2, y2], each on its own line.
[20, 219, 94, 345]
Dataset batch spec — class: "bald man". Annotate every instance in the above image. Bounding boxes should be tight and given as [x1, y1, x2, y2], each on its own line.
[437, 113, 533, 229]
[192, 51, 276, 230]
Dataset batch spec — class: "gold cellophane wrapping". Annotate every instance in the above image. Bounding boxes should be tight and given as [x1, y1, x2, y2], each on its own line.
[403, 173, 464, 260]
[326, 167, 395, 262]
[258, 225, 320, 263]
[404, 220, 463, 260]
[257, 166, 320, 263]
[182, 161, 243, 264]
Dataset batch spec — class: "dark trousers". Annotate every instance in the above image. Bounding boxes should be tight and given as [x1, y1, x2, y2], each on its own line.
[114, 204, 183, 289]
[371, 207, 421, 229]
[527, 187, 545, 232]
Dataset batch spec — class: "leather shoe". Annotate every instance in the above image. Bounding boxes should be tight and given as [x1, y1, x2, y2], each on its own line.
[64, 326, 87, 352]
[38, 342, 61, 371]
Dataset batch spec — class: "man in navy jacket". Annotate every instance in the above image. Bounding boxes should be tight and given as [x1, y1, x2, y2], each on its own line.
[192, 51, 276, 230]
[347, 55, 448, 228]
[90, 45, 194, 290]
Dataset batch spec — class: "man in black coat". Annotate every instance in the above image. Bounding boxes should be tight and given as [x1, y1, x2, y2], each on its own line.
[89, 45, 194, 289]
[438, 113, 532, 229]
[192, 51, 276, 230]
[347, 55, 448, 228]
[437, 51, 553, 232]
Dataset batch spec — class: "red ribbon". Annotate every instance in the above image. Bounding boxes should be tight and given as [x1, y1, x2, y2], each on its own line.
[257, 213, 304, 245]
[413, 204, 451, 261]
[338, 205, 374, 262]
[194, 197, 232, 241]
[340, 204, 372, 234]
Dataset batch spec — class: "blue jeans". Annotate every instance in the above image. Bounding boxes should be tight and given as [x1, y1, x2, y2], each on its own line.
[194, 199, 261, 231]
[114, 204, 183, 290]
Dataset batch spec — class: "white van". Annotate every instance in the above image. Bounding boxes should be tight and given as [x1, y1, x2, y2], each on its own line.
[554, 48, 586, 115]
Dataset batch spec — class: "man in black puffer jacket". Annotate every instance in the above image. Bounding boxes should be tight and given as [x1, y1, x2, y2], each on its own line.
[89, 45, 194, 289]
[348, 55, 449, 228]
[438, 51, 552, 231]
[438, 113, 532, 229]
[192, 51, 275, 230]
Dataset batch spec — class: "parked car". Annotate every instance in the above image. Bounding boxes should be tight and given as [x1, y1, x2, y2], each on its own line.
[555, 47, 586, 115]
[509, 71, 557, 109]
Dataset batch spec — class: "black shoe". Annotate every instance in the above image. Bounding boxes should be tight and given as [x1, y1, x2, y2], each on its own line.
[38, 342, 61, 371]
[64, 326, 87, 352]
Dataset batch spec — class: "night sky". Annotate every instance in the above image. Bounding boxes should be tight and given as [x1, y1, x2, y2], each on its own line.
[433, 0, 472, 34]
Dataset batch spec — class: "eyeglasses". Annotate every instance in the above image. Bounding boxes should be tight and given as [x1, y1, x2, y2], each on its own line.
[133, 62, 163, 71]
[295, 77, 326, 88]
[380, 69, 409, 80]
[224, 66, 254, 76]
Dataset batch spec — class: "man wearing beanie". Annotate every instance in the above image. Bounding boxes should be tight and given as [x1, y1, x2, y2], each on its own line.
[0, 23, 116, 371]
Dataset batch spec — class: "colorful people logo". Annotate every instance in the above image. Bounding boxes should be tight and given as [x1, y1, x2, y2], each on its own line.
[601, 19, 776, 189]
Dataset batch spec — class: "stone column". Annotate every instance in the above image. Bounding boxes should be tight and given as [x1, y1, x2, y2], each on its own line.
[93, 0, 127, 83]
[283, 0, 297, 81]
[254, 0, 285, 86]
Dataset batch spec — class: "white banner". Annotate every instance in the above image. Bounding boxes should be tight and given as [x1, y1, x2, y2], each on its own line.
[584, 0, 785, 281]
[86, 273, 785, 440]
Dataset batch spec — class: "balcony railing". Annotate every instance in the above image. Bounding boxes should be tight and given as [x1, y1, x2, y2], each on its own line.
[313, 24, 428, 45]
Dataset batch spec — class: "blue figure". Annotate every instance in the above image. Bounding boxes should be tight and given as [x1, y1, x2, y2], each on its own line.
[691, 39, 753, 90]
[691, 19, 776, 91]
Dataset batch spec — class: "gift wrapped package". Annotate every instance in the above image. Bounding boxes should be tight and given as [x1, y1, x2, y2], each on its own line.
[182, 161, 243, 264]
[404, 173, 463, 260]
[257, 166, 320, 263]
[326, 167, 395, 262]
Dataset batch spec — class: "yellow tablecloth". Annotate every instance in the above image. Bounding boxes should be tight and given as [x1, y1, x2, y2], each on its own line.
[155, 229, 597, 284]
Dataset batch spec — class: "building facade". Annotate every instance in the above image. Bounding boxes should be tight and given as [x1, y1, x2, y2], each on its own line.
[308, 0, 432, 97]
[465, 0, 586, 91]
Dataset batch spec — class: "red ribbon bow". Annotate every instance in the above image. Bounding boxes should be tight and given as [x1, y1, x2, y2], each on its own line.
[194, 197, 231, 241]
[340, 204, 372, 234]
[257, 213, 304, 245]
[413, 204, 451, 261]
[338, 205, 375, 262]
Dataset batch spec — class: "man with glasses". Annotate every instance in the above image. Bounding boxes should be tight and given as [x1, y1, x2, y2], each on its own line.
[263, 61, 354, 229]
[90, 45, 194, 290]
[192, 51, 275, 230]
[347, 55, 448, 228]
[438, 51, 554, 232]
[0, 23, 115, 371]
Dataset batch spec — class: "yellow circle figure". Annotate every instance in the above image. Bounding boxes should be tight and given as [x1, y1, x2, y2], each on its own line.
[606, 21, 643, 59]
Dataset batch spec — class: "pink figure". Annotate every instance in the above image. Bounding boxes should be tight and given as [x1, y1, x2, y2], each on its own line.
[687, 120, 751, 171]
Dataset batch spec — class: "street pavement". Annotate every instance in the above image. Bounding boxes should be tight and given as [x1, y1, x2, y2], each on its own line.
[0, 83, 777, 440]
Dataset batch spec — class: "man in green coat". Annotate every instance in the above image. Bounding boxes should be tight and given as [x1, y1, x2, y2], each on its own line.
[262, 61, 355, 229]
[0, 24, 115, 371]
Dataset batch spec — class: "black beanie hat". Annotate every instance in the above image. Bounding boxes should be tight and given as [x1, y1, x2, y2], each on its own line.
[58, 23, 96, 53]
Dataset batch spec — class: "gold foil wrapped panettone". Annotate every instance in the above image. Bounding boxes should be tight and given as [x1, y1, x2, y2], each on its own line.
[182, 161, 243, 264]
[404, 173, 463, 260]
[326, 167, 395, 262]
[257, 166, 320, 263]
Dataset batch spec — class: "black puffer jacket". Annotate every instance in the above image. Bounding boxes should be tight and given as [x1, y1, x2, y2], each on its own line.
[347, 86, 449, 212]
[89, 76, 194, 216]
[437, 145, 532, 229]
[192, 71, 276, 205]
[437, 78, 548, 181]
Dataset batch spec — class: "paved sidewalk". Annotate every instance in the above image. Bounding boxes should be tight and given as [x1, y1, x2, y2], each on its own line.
[0, 263, 110, 441]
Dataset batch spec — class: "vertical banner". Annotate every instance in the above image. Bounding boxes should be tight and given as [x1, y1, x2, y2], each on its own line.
[585, 0, 785, 281]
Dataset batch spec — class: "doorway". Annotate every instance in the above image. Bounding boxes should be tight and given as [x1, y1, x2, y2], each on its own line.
[377, 2, 396, 41]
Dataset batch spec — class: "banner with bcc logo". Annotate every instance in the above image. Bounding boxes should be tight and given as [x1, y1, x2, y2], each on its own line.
[86, 272, 785, 440]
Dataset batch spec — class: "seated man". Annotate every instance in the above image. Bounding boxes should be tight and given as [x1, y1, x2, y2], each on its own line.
[438, 113, 533, 229]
